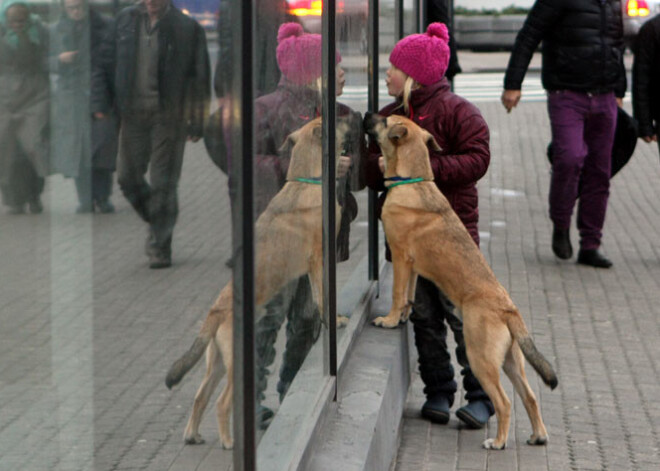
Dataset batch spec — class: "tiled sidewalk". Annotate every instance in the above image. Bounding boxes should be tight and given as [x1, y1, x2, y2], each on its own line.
[393, 101, 660, 471]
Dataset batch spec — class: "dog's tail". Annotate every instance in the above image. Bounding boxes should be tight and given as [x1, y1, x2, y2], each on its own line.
[506, 310, 558, 390]
[165, 284, 233, 390]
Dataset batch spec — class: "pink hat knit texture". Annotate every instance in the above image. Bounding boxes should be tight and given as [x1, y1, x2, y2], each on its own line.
[389, 23, 450, 86]
[276, 23, 342, 86]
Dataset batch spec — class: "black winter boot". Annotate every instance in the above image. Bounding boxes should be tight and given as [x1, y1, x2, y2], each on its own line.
[552, 226, 572, 259]
[421, 394, 451, 424]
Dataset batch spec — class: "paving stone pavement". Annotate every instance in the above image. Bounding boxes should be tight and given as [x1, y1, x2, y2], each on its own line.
[393, 101, 660, 471]
[0, 137, 368, 471]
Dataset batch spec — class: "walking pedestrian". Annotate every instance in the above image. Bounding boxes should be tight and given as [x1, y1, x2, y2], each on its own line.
[501, 0, 626, 268]
[50, 0, 118, 214]
[365, 23, 494, 428]
[632, 13, 660, 150]
[0, 0, 50, 214]
[93, 0, 210, 268]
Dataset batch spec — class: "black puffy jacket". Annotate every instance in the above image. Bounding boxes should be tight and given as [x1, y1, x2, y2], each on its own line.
[92, 4, 210, 137]
[504, 0, 626, 97]
[632, 14, 660, 137]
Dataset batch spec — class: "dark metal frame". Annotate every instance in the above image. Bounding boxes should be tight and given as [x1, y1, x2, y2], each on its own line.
[231, 0, 255, 469]
[321, 0, 338, 381]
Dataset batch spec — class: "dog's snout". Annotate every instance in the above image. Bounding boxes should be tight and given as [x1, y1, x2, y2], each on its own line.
[363, 112, 384, 135]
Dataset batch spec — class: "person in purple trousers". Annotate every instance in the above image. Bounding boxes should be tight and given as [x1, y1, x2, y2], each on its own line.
[501, 0, 626, 268]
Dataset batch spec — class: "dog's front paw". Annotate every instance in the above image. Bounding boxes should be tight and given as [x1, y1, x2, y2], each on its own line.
[336, 315, 349, 328]
[527, 435, 548, 446]
[372, 314, 400, 329]
[221, 437, 234, 450]
[184, 433, 205, 445]
[482, 438, 506, 450]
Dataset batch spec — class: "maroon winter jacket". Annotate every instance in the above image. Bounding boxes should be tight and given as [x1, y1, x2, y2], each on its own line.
[365, 78, 490, 246]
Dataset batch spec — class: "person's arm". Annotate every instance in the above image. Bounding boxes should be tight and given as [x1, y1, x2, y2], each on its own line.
[91, 16, 116, 116]
[186, 22, 211, 141]
[502, 0, 564, 111]
[633, 20, 658, 140]
[430, 108, 490, 186]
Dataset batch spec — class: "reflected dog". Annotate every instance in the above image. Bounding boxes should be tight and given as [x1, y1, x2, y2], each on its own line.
[165, 118, 347, 449]
[364, 113, 557, 450]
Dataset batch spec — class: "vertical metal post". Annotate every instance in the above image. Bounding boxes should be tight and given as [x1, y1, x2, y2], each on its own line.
[322, 0, 337, 382]
[367, 0, 379, 282]
[449, 0, 455, 91]
[395, 0, 404, 40]
[419, 0, 427, 32]
[231, 0, 255, 469]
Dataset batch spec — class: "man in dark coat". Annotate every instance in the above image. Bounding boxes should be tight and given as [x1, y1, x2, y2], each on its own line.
[93, 0, 210, 268]
[502, 0, 626, 269]
[632, 13, 660, 151]
[51, 0, 118, 213]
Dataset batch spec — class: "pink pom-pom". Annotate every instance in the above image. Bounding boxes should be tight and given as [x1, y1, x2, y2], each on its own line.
[427, 22, 449, 42]
[278, 22, 304, 43]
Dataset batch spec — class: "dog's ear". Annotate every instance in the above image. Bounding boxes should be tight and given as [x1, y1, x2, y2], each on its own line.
[387, 124, 408, 143]
[425, 132, 441, 152]
[312, 124, 323, 141]
[279, 130, 299, 154]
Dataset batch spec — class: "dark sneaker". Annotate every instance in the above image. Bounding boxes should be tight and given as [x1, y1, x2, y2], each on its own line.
[95, 199, 115, 214]
[257, 405, 274, 430]
[421, 394, 450, 424]
[577, 249, 612, 268]
[552, 227, 572, 259]
[456, 400, 493, 429]
[76, 204, 94, 214]
[28, 198, 43, 214]
[149, 252, 172, 269]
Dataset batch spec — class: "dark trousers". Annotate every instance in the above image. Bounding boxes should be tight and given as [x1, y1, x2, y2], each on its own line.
[117, 111, 186, 255]
[255, 276, 321, 402]
[411, 276, 491, 408]
[75, 167, 113, 207]
[0, 156, 44, 208]
[547, 90, 617, 249]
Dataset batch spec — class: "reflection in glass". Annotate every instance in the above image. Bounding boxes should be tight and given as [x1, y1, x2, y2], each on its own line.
[0, 0, 49, 214]
[50, 0, 118, 214]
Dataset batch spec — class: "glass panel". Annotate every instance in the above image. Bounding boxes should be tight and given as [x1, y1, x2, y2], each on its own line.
[1, 0, 234, 468]
[252, 2, 329, 467]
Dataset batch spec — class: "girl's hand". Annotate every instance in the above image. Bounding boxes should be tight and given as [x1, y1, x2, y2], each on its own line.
[378, 156, 385, 174]
[59, 51, 79, 64]
[337, 155, 351, 178]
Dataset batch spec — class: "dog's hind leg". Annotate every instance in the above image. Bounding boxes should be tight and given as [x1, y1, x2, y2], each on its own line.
[183, 340, 223, 444]
[374, 247, 413, 328]
[215, 317, 234, 449]
[465, 319, 511, 450]
[503, 342, 549, 446]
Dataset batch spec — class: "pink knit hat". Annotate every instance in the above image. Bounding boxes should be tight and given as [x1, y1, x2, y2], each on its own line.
[276, 22, 341, 86]
[389, 23, 450, 86]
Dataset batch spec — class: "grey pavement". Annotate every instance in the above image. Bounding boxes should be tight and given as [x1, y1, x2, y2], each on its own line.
[394, 100, 660, 471]
[2, 68, 660, 471]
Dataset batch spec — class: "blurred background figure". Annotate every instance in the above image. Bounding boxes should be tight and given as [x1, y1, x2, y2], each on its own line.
[93, 0, 210, 269]
[50, 0, 118, 214]
[632, 12, 660, 150]
[0, 0, 50, 214]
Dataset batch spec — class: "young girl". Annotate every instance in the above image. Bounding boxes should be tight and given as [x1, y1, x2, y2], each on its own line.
[365, 23, 494, 428]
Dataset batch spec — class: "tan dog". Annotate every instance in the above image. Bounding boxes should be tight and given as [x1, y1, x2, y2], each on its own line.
[364, 113, 557, 450]
[165, 118, 347, 449]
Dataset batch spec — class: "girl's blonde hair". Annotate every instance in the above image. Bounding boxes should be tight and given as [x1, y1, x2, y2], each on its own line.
[401, 75, 418, 116]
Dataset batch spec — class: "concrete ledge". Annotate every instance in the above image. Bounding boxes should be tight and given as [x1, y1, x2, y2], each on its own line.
[303, 263, 412, 471]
